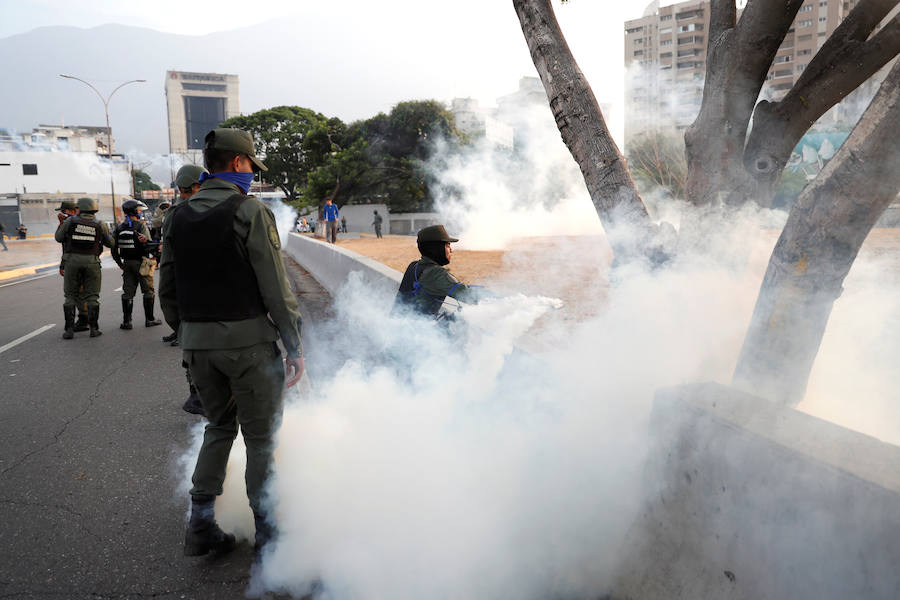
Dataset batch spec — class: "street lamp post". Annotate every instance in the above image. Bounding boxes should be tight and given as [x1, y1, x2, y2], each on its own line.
[59, 74, 145, 222]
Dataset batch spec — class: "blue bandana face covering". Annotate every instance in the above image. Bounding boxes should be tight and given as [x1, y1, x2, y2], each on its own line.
[199, 171, 255, 194]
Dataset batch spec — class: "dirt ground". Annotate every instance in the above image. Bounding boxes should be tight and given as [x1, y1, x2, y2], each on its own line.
[335, 228, 900, 318]
[338, 233, 615, 319]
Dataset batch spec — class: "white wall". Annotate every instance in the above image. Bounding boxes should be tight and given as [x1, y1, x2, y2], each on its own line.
[0, 151, 131, 195]
[335, 203, 389, 234]
[614, 382, 900, 600]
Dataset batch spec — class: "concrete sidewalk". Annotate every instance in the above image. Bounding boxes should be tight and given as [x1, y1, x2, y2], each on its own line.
[0, 238, 63, 281]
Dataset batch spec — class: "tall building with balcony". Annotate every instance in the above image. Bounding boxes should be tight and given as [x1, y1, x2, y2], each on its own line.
[623, 0, 884, 146]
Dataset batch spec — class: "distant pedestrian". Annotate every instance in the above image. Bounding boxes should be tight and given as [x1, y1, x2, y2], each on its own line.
[372, 210, 383, 239]
[16, 224, 27, 239]
[323, 198, 339, 243]
[0, 220, 7, 251]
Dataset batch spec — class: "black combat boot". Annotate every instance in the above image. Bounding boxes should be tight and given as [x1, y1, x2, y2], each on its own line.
[184, 495, 236, 557]
[253, 510, 277, 554]
[120, 298, 133, 330]
[73, 310, 89, 332]
[88, 305, 102, 338]
[182, 386, 206, 417]
[143, 297, 162, 327]
[62, 306, 76, 339]
[162, 331, 178, 343]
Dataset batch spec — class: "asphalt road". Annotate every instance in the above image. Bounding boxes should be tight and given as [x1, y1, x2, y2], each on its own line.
[0, 257, 329, 599]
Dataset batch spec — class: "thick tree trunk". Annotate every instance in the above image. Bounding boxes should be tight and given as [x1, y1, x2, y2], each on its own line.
[742, 0, 900, 202]
[513, 0, 658, 261]
[685, 0, 805, 206]
[733, 60, 900, 405]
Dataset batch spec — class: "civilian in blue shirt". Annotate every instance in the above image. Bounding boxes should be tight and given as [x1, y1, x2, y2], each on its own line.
[323, 198, 340, 244]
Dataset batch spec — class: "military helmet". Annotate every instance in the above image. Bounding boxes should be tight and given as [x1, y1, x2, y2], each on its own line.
[417, 224, 459, 243]
[175, 164, 206, 189]
[77, 197, 99, 213]
[55, 199, 77, 212]
[121, 199, 148, 216]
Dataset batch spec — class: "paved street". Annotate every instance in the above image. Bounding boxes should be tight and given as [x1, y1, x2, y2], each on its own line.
[0, 255, 329, 599]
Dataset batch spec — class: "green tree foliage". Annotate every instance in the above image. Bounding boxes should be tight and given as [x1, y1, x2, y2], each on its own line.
[771, 168, 809, 210]
[305, 100, 464, 212]
[132, 169, 160, 194]
[221, 106, 343, 203]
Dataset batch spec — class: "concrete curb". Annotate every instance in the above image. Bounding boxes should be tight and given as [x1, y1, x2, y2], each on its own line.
[284, 232, 401, 298]
[0, 262, 59, 282]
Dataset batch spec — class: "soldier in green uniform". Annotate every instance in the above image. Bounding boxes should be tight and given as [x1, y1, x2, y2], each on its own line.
[159, 129, 304, 557]
[394, 224, 483, 318]
[112, 199, 162, 330]
[55, 199, 90, 332]
[162, 164, 208, 417]
[55, 197, 113, 338]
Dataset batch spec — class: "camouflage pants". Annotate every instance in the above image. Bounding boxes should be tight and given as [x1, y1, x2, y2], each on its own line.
[185, 342, 285, 513]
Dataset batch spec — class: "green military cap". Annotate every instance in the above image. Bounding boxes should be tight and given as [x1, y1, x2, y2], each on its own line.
[204, 128, 268, 172]
[175, 164, 206, 188]
[417, 224, 459, 243]
[77, 197, 98, 213]
[55, 199, 77, 212]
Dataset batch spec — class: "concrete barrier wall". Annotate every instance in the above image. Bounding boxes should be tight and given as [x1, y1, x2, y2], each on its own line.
[613, 382, 900, 600]
[284, 232, 402, 299]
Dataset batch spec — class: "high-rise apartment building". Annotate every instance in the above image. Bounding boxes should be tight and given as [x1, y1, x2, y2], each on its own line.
[623, 0, 872, 145]
[165, 71, 240, 159]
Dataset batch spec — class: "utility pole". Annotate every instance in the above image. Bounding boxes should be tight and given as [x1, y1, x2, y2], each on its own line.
[59, 74, 145, 222]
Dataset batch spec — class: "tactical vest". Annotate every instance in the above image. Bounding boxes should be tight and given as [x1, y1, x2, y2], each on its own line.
[115, 219, 145, 260]
[170, 193, 267, 322]
[394, 260, 444, 317]
[67, 216, 102, 255]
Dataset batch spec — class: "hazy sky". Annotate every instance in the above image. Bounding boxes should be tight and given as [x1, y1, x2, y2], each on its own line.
[1, 0, 677, 150]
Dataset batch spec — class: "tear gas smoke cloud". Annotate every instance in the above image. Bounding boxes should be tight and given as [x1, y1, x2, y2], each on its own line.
[179, 93, 900, 598]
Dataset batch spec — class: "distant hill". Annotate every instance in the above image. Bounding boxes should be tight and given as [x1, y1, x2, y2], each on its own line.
[0, 18, 535, 156]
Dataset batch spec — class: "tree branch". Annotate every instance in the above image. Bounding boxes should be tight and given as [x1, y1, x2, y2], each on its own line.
[733, 59, 900, 404]
[512, 0, 651, 232]
[708, 0, 736, 48]
[744, 1, 900, 177]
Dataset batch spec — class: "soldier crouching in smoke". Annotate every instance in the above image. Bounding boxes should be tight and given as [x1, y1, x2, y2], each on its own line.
[394, 225, 485, 319]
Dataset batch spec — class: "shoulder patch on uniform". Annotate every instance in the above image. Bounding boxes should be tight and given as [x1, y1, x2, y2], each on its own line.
[267, 224, 281, 250]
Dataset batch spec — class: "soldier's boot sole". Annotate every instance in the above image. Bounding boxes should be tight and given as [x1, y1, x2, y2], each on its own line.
[184, 526, 236, 557]
[145, 320, 162, 327]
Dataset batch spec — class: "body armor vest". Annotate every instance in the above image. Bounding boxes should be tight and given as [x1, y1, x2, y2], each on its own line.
[394, 260, 443, 317]
[115, 219, 146, 260]
[67, 216, 102, 255]
[170, 193, 267, 322]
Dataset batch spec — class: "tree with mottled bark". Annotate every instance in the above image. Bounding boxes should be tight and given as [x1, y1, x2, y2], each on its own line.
[513, 0, 900, 405]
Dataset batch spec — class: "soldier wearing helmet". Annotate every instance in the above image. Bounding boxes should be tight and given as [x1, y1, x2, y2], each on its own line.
[112, 199, 162, 330]
[54, 197, 113, 338]
[161, 164, 209, 418]
[394, 224, 483, 318]
[54, 199, 90, 332]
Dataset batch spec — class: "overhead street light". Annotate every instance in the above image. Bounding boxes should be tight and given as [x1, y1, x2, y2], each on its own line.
[59, 74, 146, 221]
